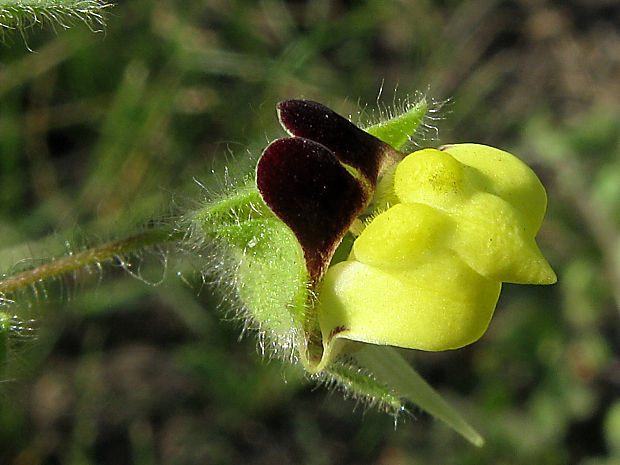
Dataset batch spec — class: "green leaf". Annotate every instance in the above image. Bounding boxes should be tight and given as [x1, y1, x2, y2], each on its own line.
[353, 344, 485, 447]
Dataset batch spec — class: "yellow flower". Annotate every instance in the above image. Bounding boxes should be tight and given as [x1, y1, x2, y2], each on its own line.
[318, 144, 557, 352]
[204, 100, 557, 443]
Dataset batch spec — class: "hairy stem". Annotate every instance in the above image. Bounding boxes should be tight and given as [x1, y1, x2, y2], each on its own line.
[0, 0, 113, 33]
[0, 228, 183, 295]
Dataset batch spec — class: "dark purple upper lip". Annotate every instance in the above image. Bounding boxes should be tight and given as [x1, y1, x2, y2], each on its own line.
[256, 100, 401, 280]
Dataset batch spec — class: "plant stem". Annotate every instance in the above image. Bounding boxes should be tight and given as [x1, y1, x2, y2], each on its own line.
[354, 344, 485, 447]
[0, 0, 112, 34]
[0, 228, 183, 295]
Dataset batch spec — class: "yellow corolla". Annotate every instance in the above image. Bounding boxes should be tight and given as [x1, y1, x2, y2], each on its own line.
[318, 144, 557, 352]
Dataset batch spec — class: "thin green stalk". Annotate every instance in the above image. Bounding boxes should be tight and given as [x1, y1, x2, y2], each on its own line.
[0, 0, 112, 33]
[0, 228, 183, 295]
[353, 344, 485, 447]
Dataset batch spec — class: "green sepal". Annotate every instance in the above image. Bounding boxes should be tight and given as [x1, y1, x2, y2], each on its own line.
[320, 354, 404, 414]
[195, 184, 269, 227]
[195, 187, 311, 345]
[353, 344, 485, 447]
[216, 218, 309, 338]
[364, 97, 427, 150]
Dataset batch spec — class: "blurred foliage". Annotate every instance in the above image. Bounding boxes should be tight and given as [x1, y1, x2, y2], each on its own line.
[0, 0, 618, 464]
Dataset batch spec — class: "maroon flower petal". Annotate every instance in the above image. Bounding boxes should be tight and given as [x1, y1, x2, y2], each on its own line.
[256, 137, 368, 279]
[277, 100, 400, 184]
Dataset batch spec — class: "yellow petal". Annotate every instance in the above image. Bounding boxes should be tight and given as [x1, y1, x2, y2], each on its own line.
[318, 254, 502, 352]
[449, 192, 557, 284]
[392, 146, 556, 284]
[394, 148, 471, 211]
[352, 202, 450, 269]
[316, 144, 556, 359]
[441, 143, 548, 234]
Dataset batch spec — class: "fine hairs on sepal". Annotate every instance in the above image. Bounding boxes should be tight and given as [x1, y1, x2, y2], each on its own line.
[358, 88, 447, 152]
[312, 354, 405, 416]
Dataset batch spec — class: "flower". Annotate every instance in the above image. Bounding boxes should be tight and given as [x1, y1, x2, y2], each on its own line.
[318, 145, 557, 353]
[251, 100, 556, 369]
[196, 98, 557, 444]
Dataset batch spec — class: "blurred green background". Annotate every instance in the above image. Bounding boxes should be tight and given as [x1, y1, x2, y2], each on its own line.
[0, 0, 619, 464]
